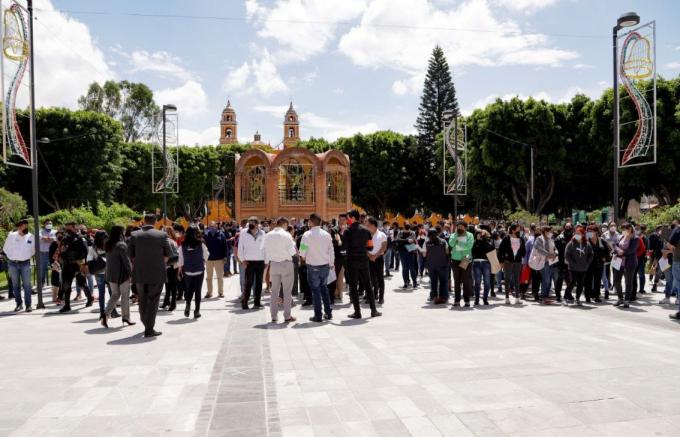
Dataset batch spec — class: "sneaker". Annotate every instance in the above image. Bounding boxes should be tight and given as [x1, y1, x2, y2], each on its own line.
[514, 297, 521, 305]
[14, 305, 23, 312]
[659, 297, 671, 305]
[25, 306, 32, 313]
[505, 298, 511, 304]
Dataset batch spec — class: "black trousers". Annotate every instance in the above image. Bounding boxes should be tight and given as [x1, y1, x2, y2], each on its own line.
[162, 266, 179, 307]
[452, 260, 473, 302]
[531, 269, 542, 299]
[243, 261, 265, 308]
[555, 265, 572, 300]
[614, 266, 636, 303]
[184, 272, 204, 313]
[347, 259, 376, 314]
[60, 263, 92, 308]
[569, 270, 587, 301]
[585, 263, 603, 300]
[369, 256, 385, 301]
[136, 282, 163, 334]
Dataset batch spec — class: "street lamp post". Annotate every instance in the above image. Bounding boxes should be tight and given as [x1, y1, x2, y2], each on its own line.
[612, 11, 640, 223]
[161, 104, 177, 222]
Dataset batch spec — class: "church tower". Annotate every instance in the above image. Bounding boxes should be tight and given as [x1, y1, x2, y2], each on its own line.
[219, 100, 238, 145]
[283, 102, 300, 148]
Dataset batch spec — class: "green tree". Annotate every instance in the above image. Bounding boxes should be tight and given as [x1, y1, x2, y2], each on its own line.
[0, 108, 124, 211]
[79, 80, 160, 142]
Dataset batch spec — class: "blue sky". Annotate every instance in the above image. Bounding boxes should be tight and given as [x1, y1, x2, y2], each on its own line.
[28, 0, 680, 146]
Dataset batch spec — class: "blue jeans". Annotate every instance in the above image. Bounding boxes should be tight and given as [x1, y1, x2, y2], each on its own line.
[307, 265, 331, 320]
[40, 252, 50, 285]
[384, 248, 393, 274]
[417, 252, 425, 277]
[8, 260, 32, 307]
[95, 273, 107, 312]
[399, 251, 418, 286]
[472, 260, 491, 301]
[634, 258, 646, 294]
[495, 271, 503, 293]
[540, 264, 558, 299]
[428, 265, 449, 300]
[673, 262, 680, 311]
[664, 264, 675, 298]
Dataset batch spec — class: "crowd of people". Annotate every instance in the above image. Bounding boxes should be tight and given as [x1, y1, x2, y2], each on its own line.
[1, 210, 680, 338]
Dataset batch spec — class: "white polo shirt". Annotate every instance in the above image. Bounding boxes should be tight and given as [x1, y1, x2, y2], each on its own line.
[370, 230, 387, 256]
[300, 226, 334, 267]
[239, 228, 265, 261]
[263, 227, 297, 264]
[3, 231, 36, 262]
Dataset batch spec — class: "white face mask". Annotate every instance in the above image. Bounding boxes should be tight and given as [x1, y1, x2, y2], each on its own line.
[609, 227, 617, 233]
[574, 234, 582, 242]
[546, 232, 553, 239]
[45, 224, 53, 230]
[586, 232, 594, 239]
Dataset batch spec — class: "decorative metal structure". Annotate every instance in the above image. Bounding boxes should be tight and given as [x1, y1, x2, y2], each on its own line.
[1, 0, 31, 168]
[443, 117, 467, 196]
[151, 110, 179, 194]
[617, 20, 656, 168]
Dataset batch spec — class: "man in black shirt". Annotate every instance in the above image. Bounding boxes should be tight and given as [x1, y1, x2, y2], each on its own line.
[342, 210, 381, 319]
[328, 214, 347, 303]
[59, 222, 93, 312]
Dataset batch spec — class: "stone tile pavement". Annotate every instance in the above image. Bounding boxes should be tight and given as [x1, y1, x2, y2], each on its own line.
[1, 272, 680, 436]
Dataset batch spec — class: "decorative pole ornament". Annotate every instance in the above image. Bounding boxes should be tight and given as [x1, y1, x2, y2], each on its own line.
[1, 0, 31, 167]
[617, 20, 656, 168]
[443, 117, 467, 196]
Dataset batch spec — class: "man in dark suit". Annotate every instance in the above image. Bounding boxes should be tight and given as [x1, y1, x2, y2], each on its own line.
[128, 214, 171, 337]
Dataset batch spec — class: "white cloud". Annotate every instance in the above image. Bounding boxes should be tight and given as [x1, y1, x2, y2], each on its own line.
[222, 62, 251, 91]
[332, 88, 344, 95]
[573, 63, 595, 70]
[178, 126, 220, 146]
[339, 0, 578, 92]
[253, 105, 289, 117]
[494, 0, 558, 13]
[301, 111, 379, 140]
[155, 80, 208, 116]
[221, 50, 288, 97]
[665, 61, 680, 70]
[246, 0, 367, 63]
[303, 70, 319, 83]
[128, 50, 190, 81]
[392, 74, 424, 96]
[29, 0, 114, 108]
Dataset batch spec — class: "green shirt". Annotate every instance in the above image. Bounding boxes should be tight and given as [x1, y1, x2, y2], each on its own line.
[449, 231, 473, 261]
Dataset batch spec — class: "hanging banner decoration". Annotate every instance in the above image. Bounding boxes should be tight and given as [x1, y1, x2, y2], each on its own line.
[617, 20, 656, 168]
[1, 0, 32, 168]
[149, 110, 179, 194]
[443, 118, 467, 196]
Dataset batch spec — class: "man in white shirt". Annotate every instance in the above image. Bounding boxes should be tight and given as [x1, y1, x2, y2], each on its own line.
[240, 216, 266, 309]
[300, 213, 335, 322]
[263, 217, 298, 323]
[2, 219, 36, 312]
[367, 217, 388, 304]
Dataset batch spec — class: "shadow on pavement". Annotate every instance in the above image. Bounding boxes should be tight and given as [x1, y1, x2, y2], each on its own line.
[166, 318, 197, 325]
[84, 326, 123, 334]
[107, 333, 156, 345]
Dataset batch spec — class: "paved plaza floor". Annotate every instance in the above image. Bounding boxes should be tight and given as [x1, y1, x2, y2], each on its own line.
[1, 273, 680, 437]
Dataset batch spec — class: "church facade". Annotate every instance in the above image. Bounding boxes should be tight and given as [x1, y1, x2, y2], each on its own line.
[224, 101, 352, 221]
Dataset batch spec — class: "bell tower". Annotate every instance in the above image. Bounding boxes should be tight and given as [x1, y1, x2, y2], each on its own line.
[283, 102, 300, 148]
[219, 100, 238, 145]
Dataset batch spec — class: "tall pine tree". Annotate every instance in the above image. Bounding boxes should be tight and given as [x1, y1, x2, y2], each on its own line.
[415, 45, 459, 212]
[415, 45, 459, 150]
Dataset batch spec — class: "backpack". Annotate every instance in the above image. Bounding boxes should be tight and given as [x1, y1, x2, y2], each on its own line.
[636, 237, 646, 258]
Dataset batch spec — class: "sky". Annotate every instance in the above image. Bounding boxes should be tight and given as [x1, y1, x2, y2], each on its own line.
[17, 0, 680, 146]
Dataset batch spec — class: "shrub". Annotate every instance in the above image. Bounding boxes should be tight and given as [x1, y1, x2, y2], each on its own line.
[42, 203, 141, 231]
[506, 209, 541, 225]
[639, 201, 680, 229]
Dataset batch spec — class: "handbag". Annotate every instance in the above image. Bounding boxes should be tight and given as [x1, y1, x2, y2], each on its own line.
[87, 254, 106, 274]
[458, 257, 471, 270]
[528, 250, 545, 271]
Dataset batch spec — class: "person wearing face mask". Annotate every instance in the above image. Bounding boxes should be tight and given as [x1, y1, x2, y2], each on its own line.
[49, 231, 64, 303]
[602, 222, 620, 293]
[58, 222, 94, 312]
[554, 224, 575, 303]
[203, 221, 227, 299]
[471, 229, 493, 306]
[648, 225, 664, 293]
[449, 221, 474, 307]
[497, 223, 526, 304]
[531, 226, 557, 304]
[564, 227, 594, 305]
[38, 219, 56, 287]
[239, 216, 266, 310]
[667, 222, 680, 319]
[2, 219, 36, 312]
[612, 223, 639, 308]
[585, 225, 610, 302]
[631, 224, 649, 299]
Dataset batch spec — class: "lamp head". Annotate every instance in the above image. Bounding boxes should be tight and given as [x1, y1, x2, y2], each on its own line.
[617, 12, 640, 29]
[163, 104, 177, 111]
